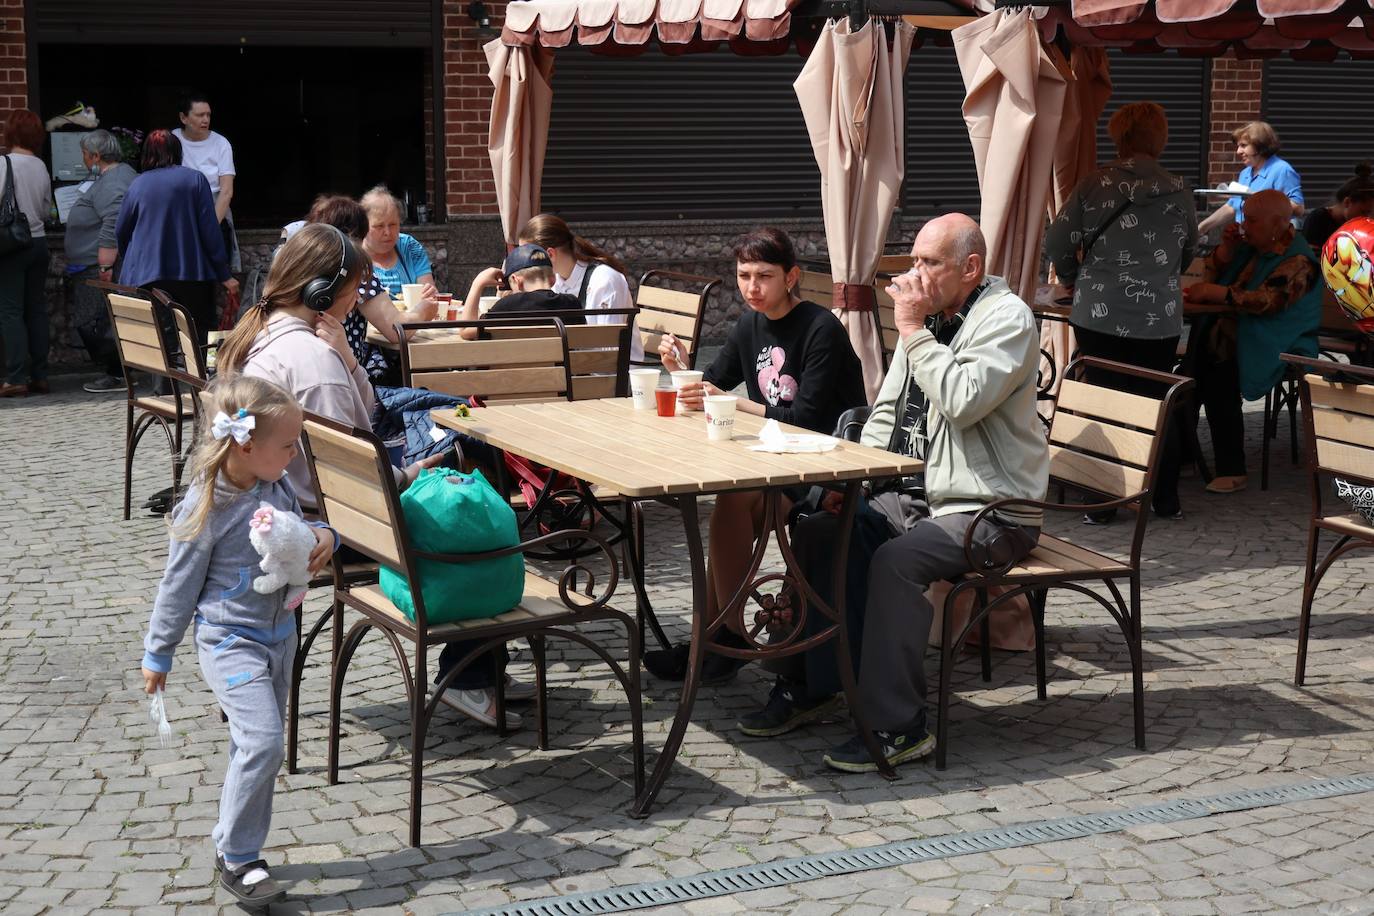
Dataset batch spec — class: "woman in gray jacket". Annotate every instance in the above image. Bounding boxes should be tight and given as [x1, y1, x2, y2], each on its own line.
[1044, 101, 1196, 520]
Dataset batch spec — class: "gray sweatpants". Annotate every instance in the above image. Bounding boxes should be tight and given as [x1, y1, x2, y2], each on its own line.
[195, 622, 295, 866]
[858, 511, 1039, 733]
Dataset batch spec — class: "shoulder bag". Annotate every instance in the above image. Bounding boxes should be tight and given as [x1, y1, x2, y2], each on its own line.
[0, 155, 34, 257]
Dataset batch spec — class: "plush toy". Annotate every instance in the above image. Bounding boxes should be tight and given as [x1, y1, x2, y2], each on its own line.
[248, 504, 316, 610]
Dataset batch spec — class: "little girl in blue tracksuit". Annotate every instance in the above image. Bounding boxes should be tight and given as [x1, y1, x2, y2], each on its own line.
[140, 375, 337, 907]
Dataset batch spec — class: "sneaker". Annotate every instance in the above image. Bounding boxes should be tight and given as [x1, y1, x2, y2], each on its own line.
[737, 678, 842, 737]
[83, 374, 126, 393]
[643, 637, 750, 686]
[433, 687, 521, 729]
[502, 673, 536, 703]
[1081, 509, 1117, 526]
[217, 855, 285, 908]
[822, 718, 935, 773]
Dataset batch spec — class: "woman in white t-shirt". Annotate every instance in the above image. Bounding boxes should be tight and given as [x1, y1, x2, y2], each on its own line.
[174, 91, 239, 271]
[517, 214, 644, 361]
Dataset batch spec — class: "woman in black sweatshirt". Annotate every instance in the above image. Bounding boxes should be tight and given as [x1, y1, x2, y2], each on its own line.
[646, 227, 866, 683]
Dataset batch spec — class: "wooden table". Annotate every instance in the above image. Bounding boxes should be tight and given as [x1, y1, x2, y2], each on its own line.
[431, 398, 922, 816]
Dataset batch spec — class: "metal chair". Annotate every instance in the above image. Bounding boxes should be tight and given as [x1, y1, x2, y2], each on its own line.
[96, 282, 205, 520]
[633, 269, 720, 369]
[300, 415, 643, 847]
[1284, 355, 1374, 687]
[932, 357, 1193, 770]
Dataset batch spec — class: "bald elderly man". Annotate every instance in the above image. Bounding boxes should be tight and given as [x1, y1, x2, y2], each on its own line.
[736, 215, 1049, 771]
[1184, 188, 1322, 494]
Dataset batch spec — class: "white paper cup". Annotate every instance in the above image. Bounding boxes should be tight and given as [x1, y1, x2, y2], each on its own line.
[401, 283, 425, 311]
[628, 368, 660, 409]
[704, 395, 737, 441]
[670, 370, 704, 409]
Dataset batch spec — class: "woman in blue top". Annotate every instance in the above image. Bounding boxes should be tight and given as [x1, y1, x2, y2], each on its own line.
[114, 129, 235, 346]
[360, 185, 435, 296]
[1199, 121, 1304, 236]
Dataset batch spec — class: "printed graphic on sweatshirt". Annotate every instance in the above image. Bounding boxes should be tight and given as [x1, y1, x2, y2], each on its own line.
[756, 346, 797, 406]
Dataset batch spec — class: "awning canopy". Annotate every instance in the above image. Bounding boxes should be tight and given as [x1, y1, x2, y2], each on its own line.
[502, 0, 1374, 59]
[501, 0, 801, 49]
[972, 1, 1374, 60]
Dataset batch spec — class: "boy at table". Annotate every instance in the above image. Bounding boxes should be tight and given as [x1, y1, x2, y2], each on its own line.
[644, 226, 866, 684]
[455, 243, 584, 339]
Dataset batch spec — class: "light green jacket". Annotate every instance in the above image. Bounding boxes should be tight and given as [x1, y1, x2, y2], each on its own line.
[861, 277, 1049, 526]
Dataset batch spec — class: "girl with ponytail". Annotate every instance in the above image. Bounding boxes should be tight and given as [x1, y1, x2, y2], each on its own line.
[219, 223, 445, 510]
[517, 214, 644, 361]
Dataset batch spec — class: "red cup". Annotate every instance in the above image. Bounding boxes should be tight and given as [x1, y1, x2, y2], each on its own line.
[655, 386, 677, 417]
[435, 293, 454, 321]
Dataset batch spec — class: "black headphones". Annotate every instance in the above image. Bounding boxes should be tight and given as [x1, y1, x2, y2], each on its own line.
[303, 225, 357, 312]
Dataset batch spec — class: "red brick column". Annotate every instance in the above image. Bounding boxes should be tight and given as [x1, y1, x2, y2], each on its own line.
[1207, 57, 1264, 187]
[0, 0, 29, 139]
[439, 0, 506, 219]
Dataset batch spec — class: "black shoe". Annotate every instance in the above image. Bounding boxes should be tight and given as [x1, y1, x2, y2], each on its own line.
[823, 716, 935, 773]
[1082, 509, 1117, 526]
[1153, 505, 1185, 520]
[737, 678, 842, 737]
[218, 856, 285, 908]
[83, 374, 126, 393]
[643, 633, 751, 686]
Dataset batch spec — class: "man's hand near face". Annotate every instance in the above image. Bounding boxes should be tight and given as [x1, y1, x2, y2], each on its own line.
[885, 268, 938, 339]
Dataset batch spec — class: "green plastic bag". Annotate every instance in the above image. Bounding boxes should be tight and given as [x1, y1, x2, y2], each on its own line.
[379, 468, 525, 623]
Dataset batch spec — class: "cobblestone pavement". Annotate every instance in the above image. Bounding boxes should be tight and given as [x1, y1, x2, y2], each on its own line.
[2, 376, 1373, 915]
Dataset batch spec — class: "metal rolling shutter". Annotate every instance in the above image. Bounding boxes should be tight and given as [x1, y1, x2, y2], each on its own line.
[1263, 58, 1374, 207]
[901, 47, 1208, 221]
[33, 0, 433, 46]
[542, 47, 819, 220]
[1097, 52, 1208, 190]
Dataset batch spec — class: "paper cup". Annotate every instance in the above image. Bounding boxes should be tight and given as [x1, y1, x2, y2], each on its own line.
[655, 386, 678, 418]
[629, 368, 660, 409]
[670, 370, 704, 409]
[704, 395, 737, 441]
[435, 293, 454, 321]
[401, 283, 425, 311]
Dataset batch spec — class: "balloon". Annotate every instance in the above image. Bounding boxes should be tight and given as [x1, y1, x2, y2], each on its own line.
[1320, 217, 1374, 336]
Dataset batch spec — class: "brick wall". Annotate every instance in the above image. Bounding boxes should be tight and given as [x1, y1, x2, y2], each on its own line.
[1207, 57, 1264, 187]
[0, 0, 29, 137]
[440, 0, 505, 219]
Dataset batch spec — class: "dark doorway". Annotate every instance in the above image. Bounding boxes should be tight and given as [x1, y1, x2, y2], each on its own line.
[38, 44, 426, 228]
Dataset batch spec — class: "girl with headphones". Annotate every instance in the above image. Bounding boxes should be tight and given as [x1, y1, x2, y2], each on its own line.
[217, 223, 447, 508]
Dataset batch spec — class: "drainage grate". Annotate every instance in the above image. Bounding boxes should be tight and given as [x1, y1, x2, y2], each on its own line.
[457, 772, 1374, 916]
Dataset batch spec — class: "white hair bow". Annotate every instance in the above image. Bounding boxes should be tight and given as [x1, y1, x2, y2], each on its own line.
[211, 408, 256, 445]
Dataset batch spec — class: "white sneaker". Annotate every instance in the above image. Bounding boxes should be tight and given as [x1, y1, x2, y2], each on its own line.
[503, 673, 537, 702]
[433, 687, 521, 729]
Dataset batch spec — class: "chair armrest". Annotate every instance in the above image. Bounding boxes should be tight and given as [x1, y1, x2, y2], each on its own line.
[414, 528, 619, 611]
[961, 492, 1144, 575]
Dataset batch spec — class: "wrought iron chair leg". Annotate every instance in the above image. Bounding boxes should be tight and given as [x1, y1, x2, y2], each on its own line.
[1295, 527, 1320, 687]
[533, 633, 549, 750]
[978, 589, 992, 683]
[1032, 588, 1048, 700]
[1130, 576, 1145, 750]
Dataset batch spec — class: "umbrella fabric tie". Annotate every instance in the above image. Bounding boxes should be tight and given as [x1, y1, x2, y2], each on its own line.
[834, 282, 876, 312]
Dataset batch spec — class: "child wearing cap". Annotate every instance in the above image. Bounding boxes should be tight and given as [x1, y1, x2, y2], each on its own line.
[456, 243, 585, 339]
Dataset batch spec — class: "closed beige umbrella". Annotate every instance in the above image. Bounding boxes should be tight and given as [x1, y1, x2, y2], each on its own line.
[951, 8, 1065, 652]
[486, 39, 555, 246]
[1042, 46, 1112, 416]
[794, 18, 915, 402]
[953, 7, 1067, 304]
